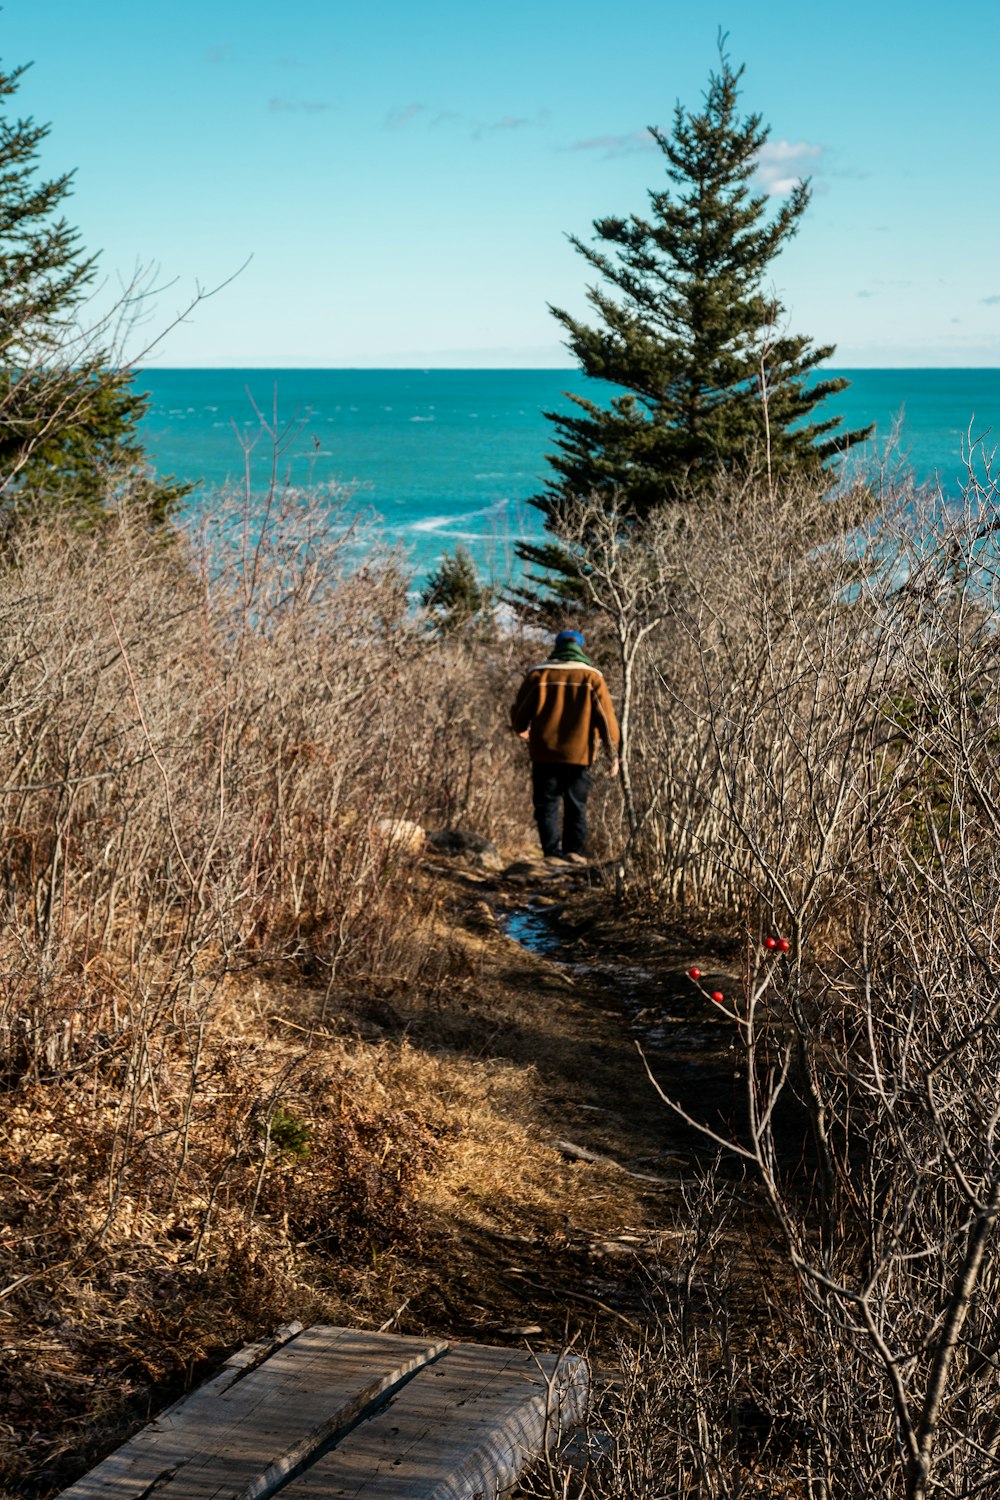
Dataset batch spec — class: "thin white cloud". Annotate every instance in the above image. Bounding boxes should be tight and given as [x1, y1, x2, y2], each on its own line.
[483, 114, 531, 132]
[568, 129, 656, 158]
[385, 103, 546, 140]
[472, 110, 548, 141]
[269, 97, 330, 114]
[385, 103, 425, 130]
[753, 139, 823, 196]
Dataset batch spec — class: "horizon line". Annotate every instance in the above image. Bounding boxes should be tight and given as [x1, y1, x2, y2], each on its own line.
[136, 364, 1000, 373]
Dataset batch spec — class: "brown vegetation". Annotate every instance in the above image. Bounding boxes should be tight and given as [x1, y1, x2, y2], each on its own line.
[7, 448, 1000, 1500]
[0, 488, 540, 1497]
[537, 454, 1000, 1499]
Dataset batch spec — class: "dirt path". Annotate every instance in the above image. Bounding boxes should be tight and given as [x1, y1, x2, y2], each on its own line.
[358, 849, 746, 1357]
[3, 842, 768, 1500]
[6, 851, 751, 1500]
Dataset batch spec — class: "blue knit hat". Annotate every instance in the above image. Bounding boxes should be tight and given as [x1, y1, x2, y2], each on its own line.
[554, 629, 585, 647]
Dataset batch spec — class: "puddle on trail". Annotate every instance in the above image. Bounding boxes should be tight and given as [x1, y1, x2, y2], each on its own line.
[500, 898, 730, 1055]
[501, 899, 662, 999]
[500, 900, 564, 956]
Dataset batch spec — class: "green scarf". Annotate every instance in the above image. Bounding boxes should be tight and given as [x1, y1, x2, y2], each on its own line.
[550, 641, 593, 666]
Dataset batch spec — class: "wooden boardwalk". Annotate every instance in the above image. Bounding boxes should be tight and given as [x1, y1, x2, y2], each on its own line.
[58, 1324, 589, 1500]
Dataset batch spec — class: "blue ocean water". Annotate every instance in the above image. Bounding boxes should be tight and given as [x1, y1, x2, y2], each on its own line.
[137, 368, 1000, 579]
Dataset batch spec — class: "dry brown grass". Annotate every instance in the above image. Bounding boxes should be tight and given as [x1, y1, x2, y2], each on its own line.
[0, 487, 549, 1498]
[0, 891, 646, 1499]
[21, 446, 1000, 1500]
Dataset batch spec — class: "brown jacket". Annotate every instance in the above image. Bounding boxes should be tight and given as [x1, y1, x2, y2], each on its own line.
[510, 657, 620, 766]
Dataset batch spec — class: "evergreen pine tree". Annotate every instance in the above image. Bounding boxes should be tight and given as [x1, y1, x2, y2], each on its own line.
[420, 545, 496, 637]
[518, 48, 870, 594]
[0, 59, 187, 527]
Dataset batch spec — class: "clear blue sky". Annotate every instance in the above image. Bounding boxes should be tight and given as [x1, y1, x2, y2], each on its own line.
[5, 1, 999, 367]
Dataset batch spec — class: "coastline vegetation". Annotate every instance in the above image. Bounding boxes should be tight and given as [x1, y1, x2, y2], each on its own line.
[0, 483, 536, 1496]
[534, 453, 1000, 1499]
[6, 452, 1000, 1500]
[517, 45, 871, 606]
[3, 36, 1000, 1500]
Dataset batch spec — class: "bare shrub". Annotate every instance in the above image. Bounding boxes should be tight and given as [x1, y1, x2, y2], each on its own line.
[0, 465, 528, 1334]
[557, 457, 1000, 1497]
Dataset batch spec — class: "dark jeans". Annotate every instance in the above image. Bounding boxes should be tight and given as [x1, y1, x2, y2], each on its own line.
[531, 763, 592, 857]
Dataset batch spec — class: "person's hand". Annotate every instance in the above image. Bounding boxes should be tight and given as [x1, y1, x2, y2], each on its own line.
[516, 728, 530, 741]
[608, 755, 620, 779]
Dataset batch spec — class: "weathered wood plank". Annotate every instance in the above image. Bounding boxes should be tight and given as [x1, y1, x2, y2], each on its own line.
[58, 1327, 446, 1500]
[223, 1322, 305, 1375]
[281, 1342, 589, 1500]
[56, 1322, 305, 1500]
[151, 1322, 306, 1429]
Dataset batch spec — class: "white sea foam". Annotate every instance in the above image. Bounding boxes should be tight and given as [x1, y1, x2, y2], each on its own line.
[410, 499, 509, 535]
[409, 415, 435, 422]
[410, 515, 452, 532]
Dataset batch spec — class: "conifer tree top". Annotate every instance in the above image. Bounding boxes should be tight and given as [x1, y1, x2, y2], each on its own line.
[517, 44, 872, 602]
[0, 55, 188, 528]
[0, 60, 96, 357]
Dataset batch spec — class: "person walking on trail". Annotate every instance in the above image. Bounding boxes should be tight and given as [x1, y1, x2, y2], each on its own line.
[510, 629, 620, 863]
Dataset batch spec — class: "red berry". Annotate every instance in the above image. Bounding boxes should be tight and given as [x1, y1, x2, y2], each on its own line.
[764, 937, 777, 950]
[688, 967, 701, 981]
[777, 938, 791, 953]
[711, 991, 725, 1004]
